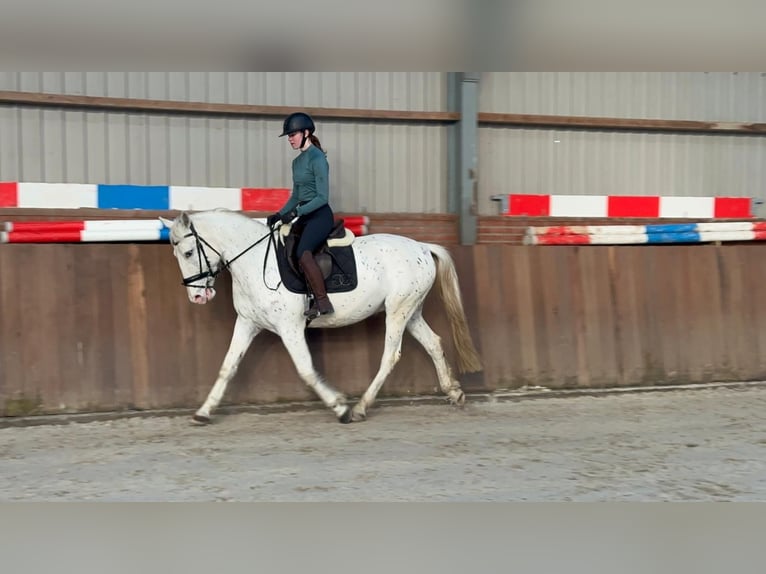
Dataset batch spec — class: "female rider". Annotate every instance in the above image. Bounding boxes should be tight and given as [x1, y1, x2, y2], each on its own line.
[267, 112, 335, 319]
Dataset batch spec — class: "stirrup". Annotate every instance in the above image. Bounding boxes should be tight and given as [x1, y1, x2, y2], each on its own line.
[304, 296, 334, 319]
[304, 296, 319, 320]
[304, 304, 320, 320]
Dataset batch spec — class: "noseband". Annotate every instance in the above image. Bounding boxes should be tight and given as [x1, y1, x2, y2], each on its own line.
[179, 222, 224, 288]
[177, 220, 276, 288]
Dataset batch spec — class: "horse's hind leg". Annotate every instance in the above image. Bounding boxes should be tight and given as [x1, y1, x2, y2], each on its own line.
[350, 310, 411, 422]
[194, 317, 261, 424]
[280, 329, 351, 422]
[406, 311, 465, 406]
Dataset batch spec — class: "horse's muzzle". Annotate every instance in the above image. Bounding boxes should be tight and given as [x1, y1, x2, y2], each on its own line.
[191, 287, 217, 304]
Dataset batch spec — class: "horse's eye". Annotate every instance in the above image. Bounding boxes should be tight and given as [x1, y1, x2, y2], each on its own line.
[183, 250, 194, 259]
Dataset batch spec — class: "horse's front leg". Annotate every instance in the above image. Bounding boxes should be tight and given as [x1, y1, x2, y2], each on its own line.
[193, 316, 261, 424]
[279, 328, 352, 423]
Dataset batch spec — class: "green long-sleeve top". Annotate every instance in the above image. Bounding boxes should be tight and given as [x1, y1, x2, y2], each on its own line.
[278, 145, 330, 217]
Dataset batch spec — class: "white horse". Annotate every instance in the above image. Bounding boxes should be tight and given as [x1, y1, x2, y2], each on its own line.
[160, 210, 482, 424]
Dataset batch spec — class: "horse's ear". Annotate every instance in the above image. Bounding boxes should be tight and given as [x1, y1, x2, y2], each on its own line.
[158, 216, 174, 229]
[179, 211, 191, 227]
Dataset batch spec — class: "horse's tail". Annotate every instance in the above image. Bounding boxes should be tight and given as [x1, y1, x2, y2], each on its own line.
[427, 243, 483, 374]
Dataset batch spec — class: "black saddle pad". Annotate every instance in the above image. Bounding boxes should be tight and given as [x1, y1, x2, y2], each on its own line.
[274, 237, 358, 295]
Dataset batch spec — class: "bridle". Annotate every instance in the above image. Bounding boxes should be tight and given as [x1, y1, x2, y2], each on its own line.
[177, 220, 277, 289]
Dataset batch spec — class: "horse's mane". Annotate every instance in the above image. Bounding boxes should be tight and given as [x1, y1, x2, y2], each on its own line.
[171, 209, 265, 242]
[201, 209, 258, 223]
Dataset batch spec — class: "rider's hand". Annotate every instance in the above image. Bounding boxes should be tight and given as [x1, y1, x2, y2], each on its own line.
[280, 210, 297, 224]
[266, 212, 280, 228]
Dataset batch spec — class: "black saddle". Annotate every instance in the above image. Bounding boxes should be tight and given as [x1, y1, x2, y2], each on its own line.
[274, 219, 359, 294]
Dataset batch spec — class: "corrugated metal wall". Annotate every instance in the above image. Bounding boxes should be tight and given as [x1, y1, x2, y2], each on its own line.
[480, 128, 766, 202]
[479, 72, 766, 214]
[2, 72, 766, 215]
[0, 72, 448, 213]
[481, 72, 766, 120]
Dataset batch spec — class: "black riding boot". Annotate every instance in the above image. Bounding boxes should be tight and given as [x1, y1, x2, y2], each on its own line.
[298, 251, 335, 319]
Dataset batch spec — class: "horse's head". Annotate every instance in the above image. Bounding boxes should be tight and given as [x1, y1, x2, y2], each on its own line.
[160, 212, 223, 305]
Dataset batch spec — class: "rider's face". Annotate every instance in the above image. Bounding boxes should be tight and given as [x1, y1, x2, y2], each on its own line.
[287, 130, 306, 149]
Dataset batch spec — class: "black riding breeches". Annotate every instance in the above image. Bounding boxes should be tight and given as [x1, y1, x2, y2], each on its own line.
[296, 204, 334, 257]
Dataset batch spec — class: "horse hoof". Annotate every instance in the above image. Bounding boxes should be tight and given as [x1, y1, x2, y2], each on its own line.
[350, 408, 367, 423]
[338, 407, 353, 424]
[192, 414, 211, 425]
[350, 404, 367, 423]
[449, 390, 466, 407]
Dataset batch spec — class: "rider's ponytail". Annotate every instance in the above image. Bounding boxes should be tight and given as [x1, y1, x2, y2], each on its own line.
[308, 134, 325, 154]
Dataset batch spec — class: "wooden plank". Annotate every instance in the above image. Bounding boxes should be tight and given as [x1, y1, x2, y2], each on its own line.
[528, 247, 559, 386]
[23, 246, 72, 410]
[497, 246, 524, 388]
[487, 245, 519, 389]
[509, 246, 540, 386]
[578, 247, 619, 387]
[0, 90, 459, 124]
[142, 244, 179, 408]
[479, 111, 766, 135]
[109, 246, 135, 409]
[654, 247, 684, 383]
[729, 245, 766, 378]
[672, 245, 721, 383]
[3, 89, 766, 135]
[634, 247, 657, 382]
[717, 246, 743, 377]
[20, 245, 61, 410]
[0, 246, 25, 412]
[685, 246, 725, 382]
[744, 244, 766, 381]
[471, 245, 510, 390]
[55, 245, 82, 411]
[71, 244, 116, 410]
[0, 245, 25, 414]
[126, 244, 150, 408]
[539, 247, 580, 388]
[575, 247, 599, 387]
[566, 247, 592, 388]
[634, 247, 667, 385]
[677, 247, 699, 381]
[610, 247, 644, 386]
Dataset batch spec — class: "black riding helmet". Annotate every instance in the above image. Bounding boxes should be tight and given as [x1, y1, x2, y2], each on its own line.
[280, 112, 315, 137]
